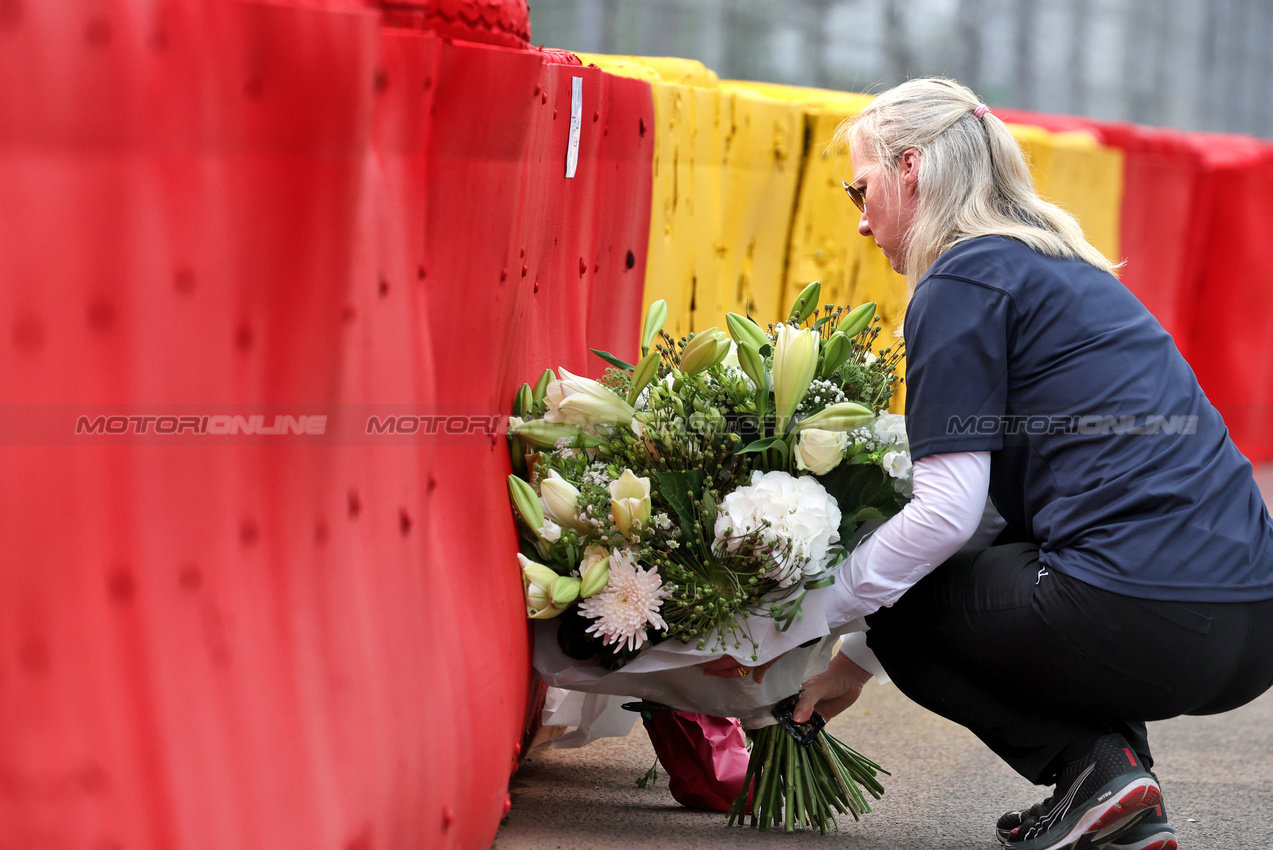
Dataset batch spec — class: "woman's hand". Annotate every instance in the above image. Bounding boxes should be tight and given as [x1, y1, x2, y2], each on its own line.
[697, 655, 781, 684]
[792, 653, 873, 723]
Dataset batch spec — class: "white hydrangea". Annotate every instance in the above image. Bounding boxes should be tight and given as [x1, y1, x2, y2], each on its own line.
[873, 413, 909, 451]
[713, 470, 842, 587]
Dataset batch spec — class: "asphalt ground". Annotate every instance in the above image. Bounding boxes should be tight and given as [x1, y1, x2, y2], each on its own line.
[493, 467, 1273, 850]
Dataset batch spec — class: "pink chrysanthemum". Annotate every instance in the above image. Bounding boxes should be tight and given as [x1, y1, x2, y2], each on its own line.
[578, 549, 669, 653]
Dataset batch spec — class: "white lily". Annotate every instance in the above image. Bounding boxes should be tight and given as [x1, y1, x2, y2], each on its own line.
[519, 554, 566, 619]
[544, 369, 635, 426]
[772, 323, 819, 434]
[540, 470, 585, 530]
[609, 469, 652, 538]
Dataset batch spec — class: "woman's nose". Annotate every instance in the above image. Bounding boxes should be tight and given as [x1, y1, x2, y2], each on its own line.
[857, 212, 871, 237]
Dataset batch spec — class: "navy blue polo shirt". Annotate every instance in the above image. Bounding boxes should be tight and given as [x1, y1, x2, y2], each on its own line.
[904, 235, 1273, 602]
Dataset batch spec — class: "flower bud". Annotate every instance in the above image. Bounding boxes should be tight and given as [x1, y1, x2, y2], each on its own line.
[609, 469, 652, 538]
[787, 280, 822, 326]
[519, 554, 565, 619]
[772, 323, 819, 434]
[819, 332, 850, 379]
[550, 576, 582, 609]
[508, 475, 544, 531]
[532, 368, 556, 404]
[795, 428, 850, 475]
[836, 301, 876, 337]
[726, 312, 771, 352]
[795, 401, 874, 433]
[513, 383, 535, 418]
[641, 299, 668, 355]
[510, 418, 602, 449]
[627, 351, 662, 406]
[736, 341, 767, 392]
[679, 328, 729, 376]
[579, 545, 611, 598]
[540, 470, 584, 529]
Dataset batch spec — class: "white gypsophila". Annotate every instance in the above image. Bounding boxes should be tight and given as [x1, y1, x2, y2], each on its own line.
[577, 549, 669, 653]
[713, 470, 842, 587]
[847, 425, 880, 452]
[795, 379, 848, 418]
[873, 413, 909, 451]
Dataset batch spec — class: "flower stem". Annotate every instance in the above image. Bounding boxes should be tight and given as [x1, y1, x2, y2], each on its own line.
[730, 718, 886, 832]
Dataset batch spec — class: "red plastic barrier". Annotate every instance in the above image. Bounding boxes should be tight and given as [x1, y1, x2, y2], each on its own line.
[418, 33, 651, 845]
[380, 0, 531, 50]
[0, 3, 651, 849]
[994, 108, 1273, 462]
[1178, 135, 1273, 459]
[1097, 124, 1206, 345]
[994, 109, 1203, 342]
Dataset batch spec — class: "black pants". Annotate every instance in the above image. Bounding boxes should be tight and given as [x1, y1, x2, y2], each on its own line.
[864, 542, 1273, 786]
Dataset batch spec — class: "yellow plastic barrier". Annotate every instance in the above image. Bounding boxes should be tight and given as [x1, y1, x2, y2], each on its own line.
[578, 56, 806, 340]
[1010, 125, 1123, 264]
[579, 54, 1126, 416]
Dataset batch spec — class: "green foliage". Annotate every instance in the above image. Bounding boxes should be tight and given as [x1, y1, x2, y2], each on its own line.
[816, 461, 906, 543]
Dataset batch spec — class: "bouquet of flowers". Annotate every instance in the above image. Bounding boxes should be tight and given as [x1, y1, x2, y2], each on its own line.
[507, 282, 909, 832]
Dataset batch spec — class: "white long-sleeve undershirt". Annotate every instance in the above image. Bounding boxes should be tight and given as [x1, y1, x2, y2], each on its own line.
[824, 451, 1000, 631]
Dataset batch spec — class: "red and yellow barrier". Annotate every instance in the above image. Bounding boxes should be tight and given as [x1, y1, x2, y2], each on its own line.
[2, 4, 1273, 850]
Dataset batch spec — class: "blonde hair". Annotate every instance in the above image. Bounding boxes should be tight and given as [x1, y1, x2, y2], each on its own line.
[832, 77, 1118, 290]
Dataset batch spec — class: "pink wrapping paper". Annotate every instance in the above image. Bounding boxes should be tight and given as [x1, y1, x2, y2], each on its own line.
[641, 709, 753, 813]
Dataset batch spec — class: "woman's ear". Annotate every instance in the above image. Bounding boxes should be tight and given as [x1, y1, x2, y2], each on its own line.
[899, 147, 921, 193]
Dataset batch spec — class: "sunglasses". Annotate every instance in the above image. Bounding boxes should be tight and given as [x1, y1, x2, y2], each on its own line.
[842, 180, 866, 213]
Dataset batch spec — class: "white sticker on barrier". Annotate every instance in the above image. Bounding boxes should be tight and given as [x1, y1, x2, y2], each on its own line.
[566, 76, 583, 179]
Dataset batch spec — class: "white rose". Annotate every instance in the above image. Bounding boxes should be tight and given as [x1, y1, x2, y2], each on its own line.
[795, 428, 850, 476]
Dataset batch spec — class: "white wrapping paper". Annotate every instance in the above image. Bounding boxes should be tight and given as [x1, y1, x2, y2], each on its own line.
[535, 585, 870, 742]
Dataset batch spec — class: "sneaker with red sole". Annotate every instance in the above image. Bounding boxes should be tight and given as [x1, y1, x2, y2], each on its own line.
[996, 734, 1162, 850]
[1105, 798, 1175, 850]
